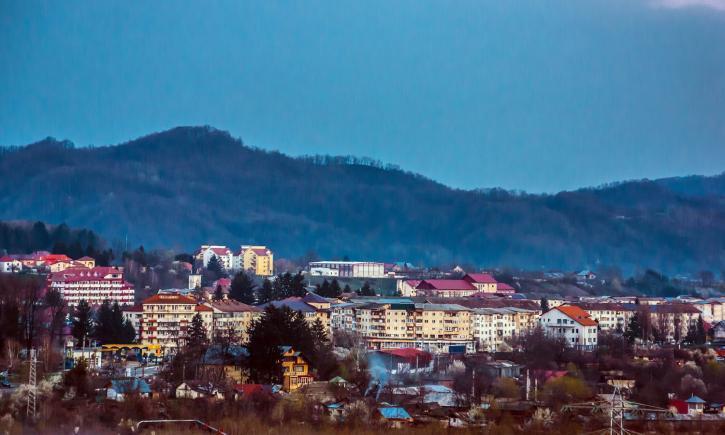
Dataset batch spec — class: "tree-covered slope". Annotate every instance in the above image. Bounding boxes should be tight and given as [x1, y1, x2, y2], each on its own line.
[0, 126, 722, 274]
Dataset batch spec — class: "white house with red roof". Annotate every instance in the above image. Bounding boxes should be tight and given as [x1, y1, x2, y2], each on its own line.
[539, 305, 599, 350]
[48, 266, 135, 307]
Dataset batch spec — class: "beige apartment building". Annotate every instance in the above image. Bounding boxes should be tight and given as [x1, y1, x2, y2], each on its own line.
[139, 293, 213, 354]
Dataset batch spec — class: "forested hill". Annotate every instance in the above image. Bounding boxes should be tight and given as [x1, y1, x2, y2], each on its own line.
[0, 126, 723, 274]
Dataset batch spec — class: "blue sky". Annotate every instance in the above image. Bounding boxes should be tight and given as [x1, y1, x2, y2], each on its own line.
[1, 0, 724, 192]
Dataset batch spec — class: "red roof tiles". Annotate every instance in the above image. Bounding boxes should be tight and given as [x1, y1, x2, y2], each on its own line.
[416, 279, 476, 291]
[556, 305, 598, 326]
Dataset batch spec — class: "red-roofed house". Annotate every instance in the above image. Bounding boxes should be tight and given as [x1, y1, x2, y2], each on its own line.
[463, 273, 498, 293]
[48, 266, 134, 307]
[495, 283, 516, 294]
[539, 305, 599, 349]
[415, 279, 477, 297]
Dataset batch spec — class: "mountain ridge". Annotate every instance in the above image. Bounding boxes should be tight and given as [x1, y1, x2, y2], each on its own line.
[1, 126, 723, 274]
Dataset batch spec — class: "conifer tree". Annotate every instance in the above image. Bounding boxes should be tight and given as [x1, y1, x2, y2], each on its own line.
[230, 270, 256, 304]
[72, 299, 94, 344]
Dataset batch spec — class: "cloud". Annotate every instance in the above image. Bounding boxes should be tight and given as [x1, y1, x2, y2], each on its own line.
[651, 0, 725, 11]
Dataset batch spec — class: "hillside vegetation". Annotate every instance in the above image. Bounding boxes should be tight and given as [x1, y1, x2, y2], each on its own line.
[0, 126, 723, 274]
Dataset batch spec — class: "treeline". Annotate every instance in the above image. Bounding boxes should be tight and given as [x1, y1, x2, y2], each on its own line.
[0, 220, 113, 265]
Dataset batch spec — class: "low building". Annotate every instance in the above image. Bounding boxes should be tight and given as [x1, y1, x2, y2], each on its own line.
[463, 273, 499, 293]
[176, 381, 226, 400]
[378, 407, 413, 427]
[309, 261, 385, 278]
[106, 378, 151, 401]
[539, 305, 598, 349]
[204, 299, 261, 343]
[0, 256, 22, 273]
[415, 279, 478, 298]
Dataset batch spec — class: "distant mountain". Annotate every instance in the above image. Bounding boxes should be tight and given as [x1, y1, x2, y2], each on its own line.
[0, 126, 723, 274]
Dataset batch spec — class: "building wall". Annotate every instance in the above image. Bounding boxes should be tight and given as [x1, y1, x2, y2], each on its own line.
[539, 309, 598, 349]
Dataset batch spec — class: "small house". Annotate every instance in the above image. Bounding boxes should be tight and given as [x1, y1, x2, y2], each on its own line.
[378, 406, 413, 428]
[106, 378, 151, 401]
[176, 381, 226, 400]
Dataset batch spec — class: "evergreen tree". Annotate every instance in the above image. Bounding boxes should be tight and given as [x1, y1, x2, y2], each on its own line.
[207, 254, 224, 276]
[257, 278, 274, 304]
[121, 319, 137, 343]
[186, 313, 208, 348]
[272, 272, 294, 300]
[357, 281, 376, 296]
[316, 279, 332, 297]
[44, 288, 66, 346]
[213, 284, 224, 301]
[247, 305, 315, 383]
[230, 270, 256, 304]
[72, 299, 94, 344]
[624, 312, 641, 345]
[311, 318, 328, 343]
[330, 279, 342, 298]
[343, 284, 352, 293]
[540, 297, 550, 312]
[94, 300, 114, 343]
[290, 272, 307, 297]
[695, 315, 707, 345]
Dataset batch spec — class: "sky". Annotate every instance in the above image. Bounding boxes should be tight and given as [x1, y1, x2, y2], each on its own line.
[1, 0, 724, 193]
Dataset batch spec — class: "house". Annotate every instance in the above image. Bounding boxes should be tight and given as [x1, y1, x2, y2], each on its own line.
[200, 345, 249, 383]
[539, 305, 598, 349]
[106, 378, 151, 401]
[711, 320, 725, 342]
[76, 256, 96, 268]
[280, 346, 314, 392]
[373, 348, 433, 374]
[396, 279, 421, 297]
[481, 360, 522, 378]
[685, 395, 706, 415]
[576, 270, 597, 281]
[176, 381, 226, 400]
[378, 407, 413, 427]
[264, 297, 330, 331]
[0, 256, 22, 273]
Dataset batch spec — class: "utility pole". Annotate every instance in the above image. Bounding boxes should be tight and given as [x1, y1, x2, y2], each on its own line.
[26, 348, 37, 420]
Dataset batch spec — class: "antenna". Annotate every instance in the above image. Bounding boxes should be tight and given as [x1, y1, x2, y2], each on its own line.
[26, 348, 37, 420]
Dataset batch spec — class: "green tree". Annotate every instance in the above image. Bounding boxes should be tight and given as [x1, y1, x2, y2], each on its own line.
[229, 270, 256, 304]
[186, 313, 208, 348]
[247, 305, 315, 383]
[207, 254, 224, 276]
[213, 284, 224, 301]
[290, 272, 307, 297]
[257, 278, 274, 304]
[624, 311, 642, 345]
[72, 299, 94, 345]
[357, 281, 376, 296]
[540, 297, 550, 312]
[94, 300, 114, 343]
[44, 288, 66, 346]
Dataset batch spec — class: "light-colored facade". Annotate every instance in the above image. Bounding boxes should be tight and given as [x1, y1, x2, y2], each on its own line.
[539, 306, 599, 349]
[139, 293, 213, 353]
[471, 307, 539, 352]
[238, 245, 274, 276]
[204, 299, 262, 343]
[48, 266, 135, 307]
[197, 245, 234, 270]
[309, 261, 385, 278]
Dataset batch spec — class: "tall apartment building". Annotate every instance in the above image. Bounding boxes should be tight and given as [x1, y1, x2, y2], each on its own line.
[195, 244, 274, 276]
[139, 293, 213, 354]
[48, 266, 135, 307]
[238, 245, 274, 276]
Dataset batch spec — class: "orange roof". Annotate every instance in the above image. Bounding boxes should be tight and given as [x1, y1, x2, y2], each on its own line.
[195, 304, 213, 312]
[142, 293, 197, 305]
[556, 305, 597, 326]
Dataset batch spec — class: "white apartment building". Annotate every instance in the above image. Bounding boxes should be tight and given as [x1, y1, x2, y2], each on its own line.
[48, 266, 135, 307]
[139, 293, 213, 354]
[196, 245, 234, 270]
[539, 305, 599, 350]
[471, 307, 540, 352]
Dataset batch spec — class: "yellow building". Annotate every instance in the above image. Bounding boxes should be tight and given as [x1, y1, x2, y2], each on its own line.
[356, 302, 475, 354]
[76, 256, 96, 269]
[140, 293, 213, 354]
[239, 245, 274, 276]
[204, 299, 262, 343]
[281, 346, 314, 392]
